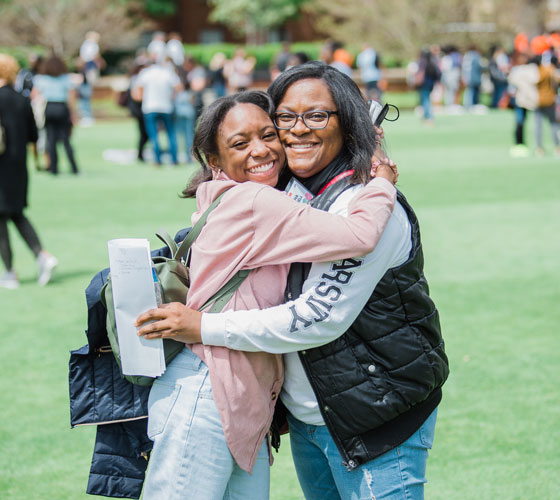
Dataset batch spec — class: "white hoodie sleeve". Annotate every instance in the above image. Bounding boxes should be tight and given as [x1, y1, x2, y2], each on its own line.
[201, 197, 412, 354]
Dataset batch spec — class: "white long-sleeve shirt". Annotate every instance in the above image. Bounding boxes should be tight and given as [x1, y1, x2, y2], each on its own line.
[202, 186, 412, 425]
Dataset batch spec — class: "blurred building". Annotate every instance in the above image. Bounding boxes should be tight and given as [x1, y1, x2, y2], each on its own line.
[160, 0, 318, 44]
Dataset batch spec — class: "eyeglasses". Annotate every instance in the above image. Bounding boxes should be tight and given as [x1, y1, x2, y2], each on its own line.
[273, 110, 338, 130]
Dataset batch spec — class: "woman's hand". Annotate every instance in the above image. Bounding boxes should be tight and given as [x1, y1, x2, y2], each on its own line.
[371, 158, 399, 185]
[371, 125, 398, 184]
[136, 302, 203, 344]
[373, 125, 385, 142]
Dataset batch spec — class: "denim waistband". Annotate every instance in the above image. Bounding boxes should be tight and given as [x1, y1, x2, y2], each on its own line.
[168, 346, 206, 372]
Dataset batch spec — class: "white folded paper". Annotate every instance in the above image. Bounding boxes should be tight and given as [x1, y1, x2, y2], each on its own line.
[107, 238, 165, 377]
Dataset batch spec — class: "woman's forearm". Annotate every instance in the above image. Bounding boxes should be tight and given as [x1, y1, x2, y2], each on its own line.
[244, 178, 396, 268]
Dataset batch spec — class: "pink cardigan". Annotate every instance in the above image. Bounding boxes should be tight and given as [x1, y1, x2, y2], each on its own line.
[186, 172, 396, 472]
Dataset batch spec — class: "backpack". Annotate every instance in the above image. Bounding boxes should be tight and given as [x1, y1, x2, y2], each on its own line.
[425, 60, 441, 82]
[100, 189, 250, 386]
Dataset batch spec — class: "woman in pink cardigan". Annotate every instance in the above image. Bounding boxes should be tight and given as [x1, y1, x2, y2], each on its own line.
[137, 90, 396, 499]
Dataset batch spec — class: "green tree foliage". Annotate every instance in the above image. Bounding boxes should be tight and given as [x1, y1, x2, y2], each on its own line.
[143, 0, 176, 16]
[209, 0, 307, 44]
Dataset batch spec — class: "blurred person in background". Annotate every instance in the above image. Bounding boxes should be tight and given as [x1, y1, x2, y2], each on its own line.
[330, 42, 354, 78]
[125, 56, 150, 162]
[514, 32, 530, 54]
[166, 32, 184, 68]
[415, 49, 441, 124]
[319, 39, 335, 65]
[15, 53, 45, 170]
[507, 51, 539, 158]
[174, 62, 197, 164]
[224, 48, 255, 93]
[0, 54, 58, 289]
[78, 31, 104, 126]
[440, 45, 462, 109]
[271, 41, 292, 80]
[183, 56, 207, 121]
[286, 51, 310, 70]
[15, 53, 43, 99]
[357, 43, 383, 102]
[147, 31, 167, 64]
[488, 45, 510, 109]
[534, 53, 560, 156]
[209, 52, 227, 98]
[32, 56, 79, 175]
[461, 45, 483, 109]
[132, 58, 182, 165]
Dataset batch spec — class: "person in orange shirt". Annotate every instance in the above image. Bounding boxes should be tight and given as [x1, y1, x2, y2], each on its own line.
[534, 55, 560, 156]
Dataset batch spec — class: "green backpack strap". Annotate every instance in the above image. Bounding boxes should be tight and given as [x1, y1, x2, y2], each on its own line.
[175, 190, 229, 261]
[155, 229, 178, 258]
[199, 269, 251, 313]
[158, 187, 251, 313]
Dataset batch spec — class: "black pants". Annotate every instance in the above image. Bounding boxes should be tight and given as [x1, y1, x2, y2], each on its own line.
[135, 113, 149, 160]
[0, 213, 42, 270]
[514, 107, 528, 145]
[45, 102, 79, 174]
[128, 99, 149, 160]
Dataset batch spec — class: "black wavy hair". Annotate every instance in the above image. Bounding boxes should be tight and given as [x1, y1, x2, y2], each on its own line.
[267, 61, 376, 184]
[182, 90, 276, 198]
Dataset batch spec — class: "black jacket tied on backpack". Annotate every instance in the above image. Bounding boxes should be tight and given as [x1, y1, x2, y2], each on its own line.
[287, 185, 449, 471]
[68, 229, 190, 499]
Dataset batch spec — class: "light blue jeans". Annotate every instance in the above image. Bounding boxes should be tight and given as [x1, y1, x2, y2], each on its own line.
[77, 82, 93, 119]
[288, 408, 438, 500]
[142, 347, 270, 500]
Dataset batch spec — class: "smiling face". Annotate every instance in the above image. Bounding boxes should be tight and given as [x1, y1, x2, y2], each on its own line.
[210, 103, 285, 186]
[276, 78, 344, 178]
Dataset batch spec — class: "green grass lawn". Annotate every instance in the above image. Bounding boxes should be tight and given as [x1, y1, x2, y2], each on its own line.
[1, 108, 558, 499]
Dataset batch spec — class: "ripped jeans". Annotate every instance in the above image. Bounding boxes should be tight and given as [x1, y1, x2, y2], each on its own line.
[288, 408, 437, 500]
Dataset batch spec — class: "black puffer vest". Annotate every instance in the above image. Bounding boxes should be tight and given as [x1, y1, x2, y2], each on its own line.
[286, 181, 449, 470]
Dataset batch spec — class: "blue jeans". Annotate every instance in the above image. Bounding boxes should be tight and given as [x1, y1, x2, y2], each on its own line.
[175, 114, 195, 163]
[143, 112, 178, 164]
[463, 85, 480, 108]
[419, 88, 433, 120]
[288, 408, 438, 500]
[142, 348, 270, 500]
[491, 81, 507, 108]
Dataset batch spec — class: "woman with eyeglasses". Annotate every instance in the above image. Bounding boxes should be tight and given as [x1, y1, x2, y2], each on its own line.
[136, 87, 397, 499]
[140, 61, 448, 500]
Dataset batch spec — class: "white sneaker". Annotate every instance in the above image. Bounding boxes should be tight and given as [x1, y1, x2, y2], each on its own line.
[0, 270, 19, 289]
[79, 117, 94, 127]
[38, 252, 58, 286]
